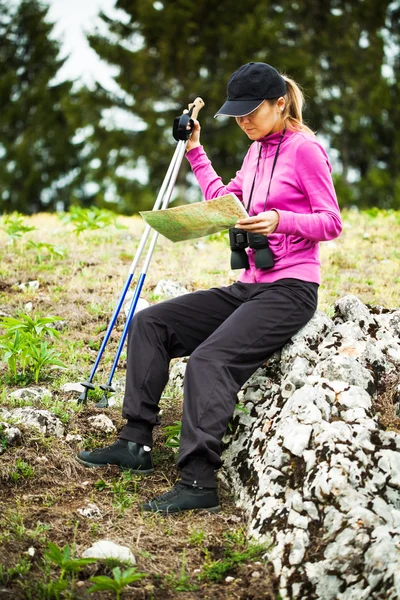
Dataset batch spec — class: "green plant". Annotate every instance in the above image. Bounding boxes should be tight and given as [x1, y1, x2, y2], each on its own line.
[188, 528, 205, 547]
[60, 206, 125, 236]
[1, 212, 36, 241]
[0, 314, 66, 382]
[163, 420, 181, 449]
[95, 471, 140, 511]
[88, 566, 146, 599]
[26, 340, 66, 383]
[0, 313, 63, 339]
[165, 550, 197, 592]
[200, 529, 268, 582]
[0, 556, 32, 585]
[0, 424, 7, 452]
[44, 541, 96, 581]
[27, 240, 66, 264]
[25, 579, 69, 599]
[235, 402, 250, 415]
[10, 459, 35, 482]
[2, 510, 26, 541]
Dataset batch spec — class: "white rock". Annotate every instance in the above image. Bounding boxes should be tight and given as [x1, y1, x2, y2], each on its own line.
[314, 355, 374, 391]
[219, 295, 400, 600]
[65, 434, 83, 442]
[18, 280, 40, 291]
[61, 382, 85, 393]
[388, 311, 400, 337]
[11, 408, 64, 437]
[0, 423, 21, 452]
[82, 540, 135, 564]
[281, 421, 312, 456]
[153, 279, 189, 300]
[123, 296, 150, 318]
[288, 528, 309, 565]
[336, 386, 372, 410]
[77, 503, 102, 519]
[288, 509, 309, 530]
[9, 387, 52, 402]
[168, 358, 188, 394]
[377, 450, 400, 488]
[334, 294, 375, 332]
[0, 409, 12, 420]
[88, 414, 116, 434]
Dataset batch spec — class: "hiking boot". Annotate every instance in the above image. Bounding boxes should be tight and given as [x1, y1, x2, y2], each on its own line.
[76, 439, 154, 474]
[142, 482, 220, 514]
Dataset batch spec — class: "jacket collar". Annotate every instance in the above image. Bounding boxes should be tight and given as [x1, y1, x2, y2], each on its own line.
[258, 128, 295, 150]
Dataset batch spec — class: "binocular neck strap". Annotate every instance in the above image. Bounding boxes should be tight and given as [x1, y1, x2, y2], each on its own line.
[246, 128, 287, 214]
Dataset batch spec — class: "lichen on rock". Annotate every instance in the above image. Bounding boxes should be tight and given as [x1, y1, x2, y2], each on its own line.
[220, 295, 400, 600]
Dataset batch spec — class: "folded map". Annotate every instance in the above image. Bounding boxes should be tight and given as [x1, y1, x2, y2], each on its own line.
[139, 193, 248, 243]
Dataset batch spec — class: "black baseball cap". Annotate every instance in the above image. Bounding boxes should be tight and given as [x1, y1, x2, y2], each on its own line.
[214, 62, 287, 118]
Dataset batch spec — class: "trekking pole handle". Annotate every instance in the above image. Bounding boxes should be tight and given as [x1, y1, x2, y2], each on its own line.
[187, 97, 205, 120]
[173, 97, 205, 141]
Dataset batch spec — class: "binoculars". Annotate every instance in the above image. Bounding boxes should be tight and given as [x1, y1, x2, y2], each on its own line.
[229, 227, 275, 270]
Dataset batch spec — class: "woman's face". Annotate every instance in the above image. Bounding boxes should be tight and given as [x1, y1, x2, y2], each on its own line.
[235, 98, 285, 140]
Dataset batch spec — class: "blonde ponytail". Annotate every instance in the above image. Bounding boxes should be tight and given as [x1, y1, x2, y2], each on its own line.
[270, 75, 315, 136]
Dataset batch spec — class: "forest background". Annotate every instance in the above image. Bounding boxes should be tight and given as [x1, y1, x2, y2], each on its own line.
[1, 0, 399, 216]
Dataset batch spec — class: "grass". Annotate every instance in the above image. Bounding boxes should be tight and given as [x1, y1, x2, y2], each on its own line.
[0, 207, 399, 599]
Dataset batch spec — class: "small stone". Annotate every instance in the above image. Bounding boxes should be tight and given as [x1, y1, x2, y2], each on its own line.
[77, 503, 102, 519]
[26, 547, 35, 557]
[18, 280, 40, 291]
[24, 302, 33, 312]
[153, 279, 189, 300]
[82, 540, 135, 564]
[251, 571, 261, 579]
[61, 382, 85, 393]
[35, 455, 49, 464]
[123, 296, 150, 318]
[0, 423, 21, 447]
[225, 576, 235, 583]
[281, 380, 296, 399]
[88, 414, 116, 434]
[66, 434, 83, 443]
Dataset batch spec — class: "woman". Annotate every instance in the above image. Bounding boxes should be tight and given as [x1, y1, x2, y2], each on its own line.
[77, 62, 342, 514]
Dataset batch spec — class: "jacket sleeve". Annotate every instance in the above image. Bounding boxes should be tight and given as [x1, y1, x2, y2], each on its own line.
[274, 139, 342, 242]
[185, 145, 245, 202]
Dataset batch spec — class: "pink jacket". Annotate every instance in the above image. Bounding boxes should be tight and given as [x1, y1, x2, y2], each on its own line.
[186, 128, 342, 285]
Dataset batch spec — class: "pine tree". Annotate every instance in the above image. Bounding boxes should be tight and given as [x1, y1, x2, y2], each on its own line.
[0, 0, 84, 213]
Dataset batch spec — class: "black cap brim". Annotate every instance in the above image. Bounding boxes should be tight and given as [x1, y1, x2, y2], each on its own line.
[214, 99, 265, 118]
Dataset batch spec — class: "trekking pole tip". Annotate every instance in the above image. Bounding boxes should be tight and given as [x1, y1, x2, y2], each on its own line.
[96, 383, 116, 408]
[77, 381, 96, 405]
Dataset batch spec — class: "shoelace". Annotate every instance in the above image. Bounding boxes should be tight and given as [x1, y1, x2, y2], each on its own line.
[153, 483, 187, 502]
[91, 440, 122, 454]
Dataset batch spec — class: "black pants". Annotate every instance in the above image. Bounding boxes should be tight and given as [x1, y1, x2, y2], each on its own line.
[119, 279, 318, 487]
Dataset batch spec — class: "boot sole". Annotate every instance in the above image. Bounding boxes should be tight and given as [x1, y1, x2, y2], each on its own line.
[75, 455, 154, 475]
[142, 504, 221, 514]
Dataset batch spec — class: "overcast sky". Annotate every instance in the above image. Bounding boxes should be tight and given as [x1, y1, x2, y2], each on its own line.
[46, 0, 118, 88]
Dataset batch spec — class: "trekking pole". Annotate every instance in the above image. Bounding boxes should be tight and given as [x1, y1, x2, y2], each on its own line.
[78, 97, 204, 405]
[77, 144, 183, 405]
[96, 97, 205, 408]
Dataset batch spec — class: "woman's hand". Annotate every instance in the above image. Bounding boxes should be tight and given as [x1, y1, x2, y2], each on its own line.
[184, 111, 201, 152]
[236, 210, 280, 235]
